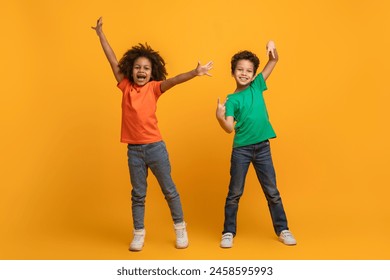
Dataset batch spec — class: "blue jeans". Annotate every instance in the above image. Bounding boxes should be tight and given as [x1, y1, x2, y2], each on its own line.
[127, 141, 184, 229]
[223, 140, 289, 236]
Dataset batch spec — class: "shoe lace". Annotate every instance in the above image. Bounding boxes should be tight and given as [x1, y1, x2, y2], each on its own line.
[222, 233, 232, 240]
[176, 228, 185, 238]
[281, 230, 292, 238]
[132, 233, 144, 243]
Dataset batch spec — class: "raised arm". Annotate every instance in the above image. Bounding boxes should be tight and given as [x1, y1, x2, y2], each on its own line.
[261, 40, 279, 81]
[92, 17, 124, 83]
[160, 61, 213, 92]
[216, 98, 234, 133]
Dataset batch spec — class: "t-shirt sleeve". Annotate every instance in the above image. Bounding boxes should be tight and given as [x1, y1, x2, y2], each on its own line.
[225, 97, 235, 118]
[152, 81, 163, 99]
[252, 73, 267, 92]
[117, 78, 130, 92]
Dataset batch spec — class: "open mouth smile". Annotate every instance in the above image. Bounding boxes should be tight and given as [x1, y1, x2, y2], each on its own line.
[136, 74, 147, 81]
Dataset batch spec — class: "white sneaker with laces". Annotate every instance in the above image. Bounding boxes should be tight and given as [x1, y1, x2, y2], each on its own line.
[129, 229, 145, 251]
[174, 222, 189, 249]
[220, 232, 234, 248]
[278, 230, 297, 245]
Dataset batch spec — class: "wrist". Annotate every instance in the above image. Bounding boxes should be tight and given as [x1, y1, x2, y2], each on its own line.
[216, 114, 225, 121]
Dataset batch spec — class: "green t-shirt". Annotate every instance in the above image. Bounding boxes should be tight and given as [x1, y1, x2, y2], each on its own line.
[225, 73, 276, 148]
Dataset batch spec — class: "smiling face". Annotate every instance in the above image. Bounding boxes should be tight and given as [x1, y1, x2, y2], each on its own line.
[132, 57, 152, 86]
[232, 59, 255, 91]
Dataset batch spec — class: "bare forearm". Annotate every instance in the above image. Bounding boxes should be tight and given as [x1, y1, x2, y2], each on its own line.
[161, 69, 197, 92]
[98, 32, 115, 62]
[161, 61, 212, 92]
[217, 116, 234, 133]
[96, 31, 123, 82]
[262, 48, 279, 80]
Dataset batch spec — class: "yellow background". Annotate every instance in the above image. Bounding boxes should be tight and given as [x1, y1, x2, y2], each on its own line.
[1, 0, 390, 260]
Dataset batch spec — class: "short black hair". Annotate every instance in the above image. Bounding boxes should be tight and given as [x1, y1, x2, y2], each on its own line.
[118, 43, 168, 82]
[231, 50, 260, 74]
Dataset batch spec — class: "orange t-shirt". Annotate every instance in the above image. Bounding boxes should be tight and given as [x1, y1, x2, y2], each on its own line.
[117, 78, 163, 144]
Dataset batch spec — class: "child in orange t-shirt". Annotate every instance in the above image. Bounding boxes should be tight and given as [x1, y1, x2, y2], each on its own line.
[92, 17, 212, 251]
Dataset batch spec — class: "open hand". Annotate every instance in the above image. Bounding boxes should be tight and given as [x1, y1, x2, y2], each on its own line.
[195, 61, 213, 76]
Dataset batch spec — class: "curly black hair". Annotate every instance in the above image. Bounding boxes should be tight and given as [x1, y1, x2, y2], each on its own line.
[231, 50, 260, 74]
[118, 43, 168, 82]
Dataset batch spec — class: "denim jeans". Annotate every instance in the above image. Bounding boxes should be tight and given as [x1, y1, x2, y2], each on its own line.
[223, 140, 289, 236]
[127, 141, 183, 229]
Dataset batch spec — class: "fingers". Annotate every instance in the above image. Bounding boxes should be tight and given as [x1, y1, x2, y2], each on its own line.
[266, 40, 276, 57]
[92, 16, 103, 30]
[269, 49, 275, 59]
[198, 61, 213, 69]
[202, 61, 213, 76]
[206, 61, 214, 71]
[266, 47, 276, 58]
[267, 40, 276, 49]
[217, 97, 228, 105]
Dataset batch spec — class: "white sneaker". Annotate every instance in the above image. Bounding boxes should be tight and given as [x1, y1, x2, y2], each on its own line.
[129, 229, 145, 251]
[278, 230, 297, 245]
[220, 233, 233, 248]
[174, 222, 188, 249]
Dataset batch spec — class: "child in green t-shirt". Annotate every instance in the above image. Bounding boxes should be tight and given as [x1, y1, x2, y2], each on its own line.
[216, 41, 297, 248]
